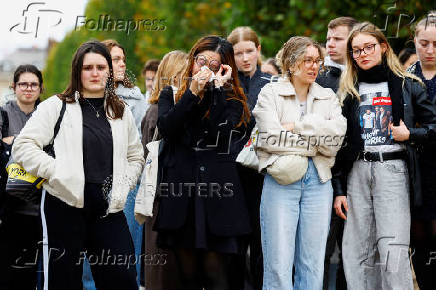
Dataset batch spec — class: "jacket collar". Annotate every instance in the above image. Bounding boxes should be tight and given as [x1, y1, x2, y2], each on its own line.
[324, 56, 345, 71]
[275, 78, 330, 100]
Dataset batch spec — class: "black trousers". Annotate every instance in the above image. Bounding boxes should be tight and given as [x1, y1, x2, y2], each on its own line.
[41, 184, 137, 290]
[323, 207, 347, 290]
[0, 211, 42, 290]
[411, 218, 436, 290]
[235, 164, 264, 290]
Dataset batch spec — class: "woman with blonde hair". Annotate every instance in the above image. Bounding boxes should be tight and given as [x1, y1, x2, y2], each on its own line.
[141, 50, 187, 155]
[333, 22, 436, 290]
[253, 36, 346, 289]
[408, 11, 436, 289]
[140, 50, 187, 290]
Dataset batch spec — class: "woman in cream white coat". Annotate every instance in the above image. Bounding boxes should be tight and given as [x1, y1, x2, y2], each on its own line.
[253, 36, 346, 290]
[12, 41, 144, 290]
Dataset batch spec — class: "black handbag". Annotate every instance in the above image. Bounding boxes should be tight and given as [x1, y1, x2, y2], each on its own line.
[5, 101, 66, 201]
[0, 108, 12, 225]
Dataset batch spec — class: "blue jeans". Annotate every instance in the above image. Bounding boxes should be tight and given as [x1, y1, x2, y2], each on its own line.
[260, 159, 333, 290]
[83, 184, 143, 289]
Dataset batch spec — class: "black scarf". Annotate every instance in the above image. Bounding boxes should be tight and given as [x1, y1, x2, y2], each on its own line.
[357, 63, 404, 126]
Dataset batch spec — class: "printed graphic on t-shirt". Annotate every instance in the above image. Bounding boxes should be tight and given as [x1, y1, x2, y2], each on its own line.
[359, 92, 394, 146]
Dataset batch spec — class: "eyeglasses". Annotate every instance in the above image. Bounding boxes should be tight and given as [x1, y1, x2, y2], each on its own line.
[351, 43, 378, 59]
[16, 82, 40, 91]
[303, 58, 323, 68]
[195, 55, 221, 72]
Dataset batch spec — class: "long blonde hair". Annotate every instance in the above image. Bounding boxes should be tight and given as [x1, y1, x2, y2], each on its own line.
[149, 50, 188, 104]
[338, 22, 421, 102]
[414, 11, 436, 37]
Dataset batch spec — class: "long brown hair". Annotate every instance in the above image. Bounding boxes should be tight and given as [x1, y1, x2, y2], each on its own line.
[101, 39, 134, 88]
[177, 35, 250, 127]
[149, 50, 188, 104]
[338, 22, 421, 101]
[58, 40, 125, 119]
[227, 26, 262, 66]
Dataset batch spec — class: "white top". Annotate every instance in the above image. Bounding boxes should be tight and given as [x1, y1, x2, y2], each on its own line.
[12, 96, 145, 212]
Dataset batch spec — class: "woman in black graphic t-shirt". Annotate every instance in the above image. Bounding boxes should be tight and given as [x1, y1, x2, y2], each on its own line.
[332, 22, 436, 290]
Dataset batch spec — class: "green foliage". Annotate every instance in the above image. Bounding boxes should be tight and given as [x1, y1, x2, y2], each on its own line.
[42, 0, 434, 99]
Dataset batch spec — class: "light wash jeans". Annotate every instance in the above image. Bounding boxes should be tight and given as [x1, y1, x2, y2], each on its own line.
[83, 184, 143, 289]
[342, 159, 413, 290]
[261, 158, 333, 290]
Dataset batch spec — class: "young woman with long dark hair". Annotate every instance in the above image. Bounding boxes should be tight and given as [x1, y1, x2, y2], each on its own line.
[155, 35, 251, 289]
[11, 41, 144, 290]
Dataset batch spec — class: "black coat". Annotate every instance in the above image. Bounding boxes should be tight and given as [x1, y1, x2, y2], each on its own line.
[233, 68, 271, 155]
[332, 77, 436, 207]
[316, 66, 342, 93]
[238, 68, 271, 111]
[154, 86, 251, 236]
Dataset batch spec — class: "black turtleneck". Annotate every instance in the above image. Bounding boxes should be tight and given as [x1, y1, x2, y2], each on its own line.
[357, 63, 404, 126]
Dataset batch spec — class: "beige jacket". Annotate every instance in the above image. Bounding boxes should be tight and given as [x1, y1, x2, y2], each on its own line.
[12, 96, 145, 213]
[252, 78, 346, 183]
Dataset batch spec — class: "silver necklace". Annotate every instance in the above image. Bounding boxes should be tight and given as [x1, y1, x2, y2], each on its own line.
[84, 98, 103, 118]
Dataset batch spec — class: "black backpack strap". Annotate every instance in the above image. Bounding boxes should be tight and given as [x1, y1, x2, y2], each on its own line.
[52, 101, 66, 142]
[0, 108, 9, 138]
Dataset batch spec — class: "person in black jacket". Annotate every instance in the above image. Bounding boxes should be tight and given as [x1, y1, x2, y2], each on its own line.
[315, 16, 358, 290]
[227, 26, 271, 290]
[409, 11, 436, 290]
[0, 65, 43, 289]
[333, 22, 436, 290]
[155, 35, 251, 290]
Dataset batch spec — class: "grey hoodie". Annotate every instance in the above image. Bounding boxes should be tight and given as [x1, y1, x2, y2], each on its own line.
[0, 100, 35, 139]
[116, 84, 148, 137]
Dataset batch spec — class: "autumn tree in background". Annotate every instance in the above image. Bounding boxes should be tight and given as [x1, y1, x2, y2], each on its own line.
[43, 0, 433, 99]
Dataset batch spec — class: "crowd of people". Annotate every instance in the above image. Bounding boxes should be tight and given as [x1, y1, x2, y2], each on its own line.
[0, 10, 435, 290]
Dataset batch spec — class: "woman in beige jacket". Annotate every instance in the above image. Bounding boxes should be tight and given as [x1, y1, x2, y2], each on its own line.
[253, 36, 346, 290]
[12, 41, 144, 290]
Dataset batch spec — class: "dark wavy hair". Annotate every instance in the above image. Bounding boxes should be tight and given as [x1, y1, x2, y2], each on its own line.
[101, 39, 134, 88]
[176, 35, 250, 127]
[58, 40, 125, 119]
[12, 64, 43, 106]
